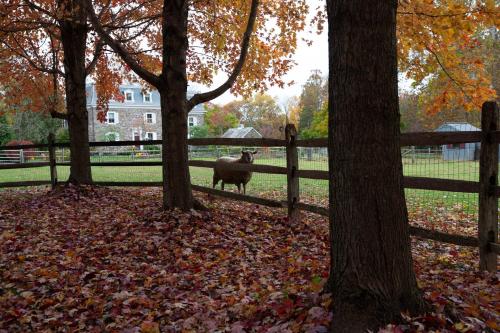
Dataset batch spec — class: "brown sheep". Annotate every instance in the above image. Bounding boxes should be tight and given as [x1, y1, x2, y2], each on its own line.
[212, 150, 257, 194]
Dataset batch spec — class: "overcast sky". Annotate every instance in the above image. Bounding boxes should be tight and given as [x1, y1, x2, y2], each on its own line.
[210, 31, 328, 105]
[199, 0, 413, 106]
[198, 0, 328, 106]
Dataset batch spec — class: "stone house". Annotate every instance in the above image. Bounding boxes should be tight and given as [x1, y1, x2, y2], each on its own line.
[86, 83, 206, 144]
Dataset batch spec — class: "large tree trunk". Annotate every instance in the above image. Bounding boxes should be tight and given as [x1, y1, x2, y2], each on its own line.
[160, 0, 193, 210]
[60, 11, 92, 185]
[326, 0, 425, 331]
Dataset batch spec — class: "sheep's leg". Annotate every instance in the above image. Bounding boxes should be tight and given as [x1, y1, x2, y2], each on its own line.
[221, 181, 225, 191]
[236, 183, 241, 193]
[243, 183, 246, 195]
[212, 174, 219, 189]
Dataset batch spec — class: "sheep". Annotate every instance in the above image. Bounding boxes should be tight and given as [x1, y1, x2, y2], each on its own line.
[212, 150, 258, 194]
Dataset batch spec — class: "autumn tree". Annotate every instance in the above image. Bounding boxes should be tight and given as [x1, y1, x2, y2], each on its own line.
[415, 28, 499, 115]
[87, 0, 308, 209]
[398, 0, 498, 113]
[300, 103, 327, 138]
[283, 95, 301, 126]
[400, 91, 481, 132]
[239, 94, 286, 138]
[326, 0, 425, 331]
[298, 70, 327, 135]
[205, 104, 240, 137]
[0, 0, 109, 184]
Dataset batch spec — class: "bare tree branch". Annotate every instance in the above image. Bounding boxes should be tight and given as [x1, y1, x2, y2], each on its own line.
[1, 39, 64, 76]
[187, 0, 259, 110]
[22, 0, 56, 20]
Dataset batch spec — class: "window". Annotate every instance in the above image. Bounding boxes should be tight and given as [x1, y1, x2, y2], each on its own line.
[188, 116, 195, 127]
[104, 132, 119, 141]
[106, 112, 118, 124]
[145, 132, 156, 140]
[143, 92, 152, 103]
[144, 113, 156, 124]
[124, 90, 134, 102]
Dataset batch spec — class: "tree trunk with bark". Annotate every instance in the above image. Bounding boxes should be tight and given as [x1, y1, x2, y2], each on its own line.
[86, 0, 258, 210]
[160, 1, 193, 210]
[326, 0, 425, 331]
[59, 9, 92, 185]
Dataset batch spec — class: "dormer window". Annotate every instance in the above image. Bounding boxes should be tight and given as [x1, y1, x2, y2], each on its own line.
[124, 90, 134, 102]
[143, 92, 152, 103]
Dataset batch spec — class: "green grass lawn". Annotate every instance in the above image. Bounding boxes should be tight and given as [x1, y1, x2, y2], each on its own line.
[0, 156, 481, 212]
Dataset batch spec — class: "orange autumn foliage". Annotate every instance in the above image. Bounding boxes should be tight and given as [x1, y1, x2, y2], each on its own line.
[397, 0, 498, 113]
[1, 0, 497, 118]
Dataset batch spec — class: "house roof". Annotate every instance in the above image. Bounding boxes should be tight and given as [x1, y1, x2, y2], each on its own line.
[435, 122, 480, 132]
[85, 83, 205, 114]
[222, 127, 262, 138]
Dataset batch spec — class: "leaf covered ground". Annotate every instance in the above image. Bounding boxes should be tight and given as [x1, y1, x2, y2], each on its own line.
[0, 186, 498, 332]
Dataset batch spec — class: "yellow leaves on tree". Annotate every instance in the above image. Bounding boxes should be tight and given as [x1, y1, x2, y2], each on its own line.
[186, 0, 310, 97]
[397, 0, 498, 114]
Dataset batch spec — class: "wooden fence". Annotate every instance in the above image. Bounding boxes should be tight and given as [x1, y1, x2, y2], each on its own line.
[0, 102, 498, 272]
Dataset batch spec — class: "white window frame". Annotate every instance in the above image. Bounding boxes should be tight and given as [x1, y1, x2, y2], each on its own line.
[143, 92, 152, 103]
[145, 132, 157, 140]
[188, 116, 196, 127]
[124, 89, 134, 103]
[106, 111, 119, 124]
[104, 132, 120, 142]
[144, 112, 156, 124]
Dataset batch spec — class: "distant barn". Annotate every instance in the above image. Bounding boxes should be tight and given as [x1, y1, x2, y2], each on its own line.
[222, 126, 262, 139]
[435, 123, 480, 161]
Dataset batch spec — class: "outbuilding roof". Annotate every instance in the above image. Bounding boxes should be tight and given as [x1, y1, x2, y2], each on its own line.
[435, 122, 480, 132]
[222, 127, 262, 138]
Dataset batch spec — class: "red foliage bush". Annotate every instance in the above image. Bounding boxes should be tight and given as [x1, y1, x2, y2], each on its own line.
[4, 140, 36, 159]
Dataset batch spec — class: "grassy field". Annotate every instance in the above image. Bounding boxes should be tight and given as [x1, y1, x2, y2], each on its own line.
[0, 155, 482, 212]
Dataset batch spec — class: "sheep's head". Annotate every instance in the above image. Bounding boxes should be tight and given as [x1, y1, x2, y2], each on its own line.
[240, 150, 257, 163]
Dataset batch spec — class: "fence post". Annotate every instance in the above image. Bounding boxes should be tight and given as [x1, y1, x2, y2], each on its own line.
[48, 133, 58, 189]
[479, 101, 498, 272]
[19, 149, 24, 163]
[286, 124, 300, 222]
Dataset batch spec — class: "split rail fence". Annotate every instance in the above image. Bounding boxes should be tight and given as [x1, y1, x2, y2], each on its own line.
[0, 102, 498, 272]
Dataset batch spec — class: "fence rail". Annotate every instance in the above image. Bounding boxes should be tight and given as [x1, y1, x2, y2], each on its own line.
[0, 101, 498, 272]
[296, 131, 484, 148]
